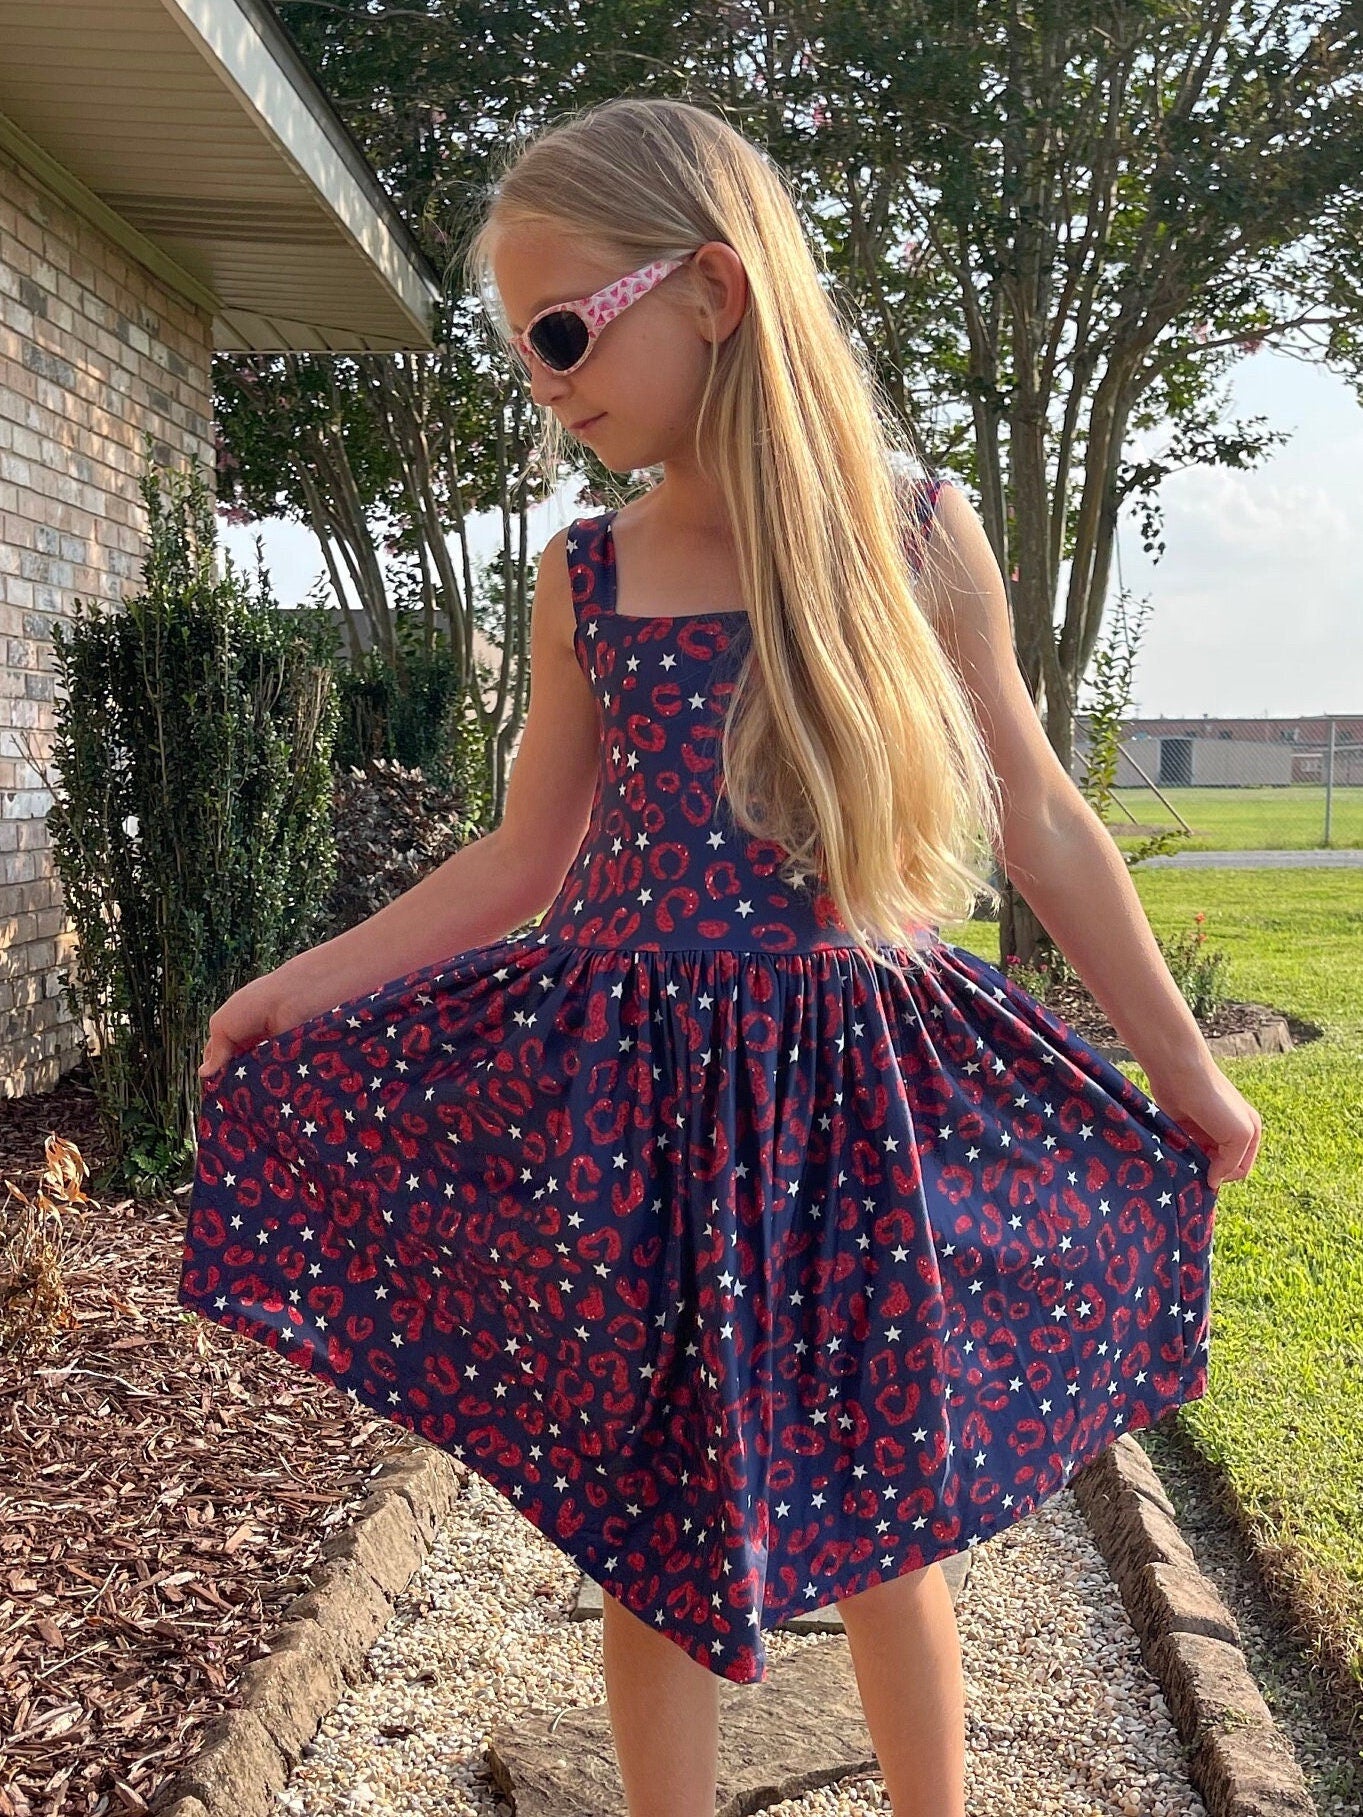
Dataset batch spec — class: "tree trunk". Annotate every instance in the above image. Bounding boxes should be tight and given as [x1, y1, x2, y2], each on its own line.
[999, 876, 1050, 974]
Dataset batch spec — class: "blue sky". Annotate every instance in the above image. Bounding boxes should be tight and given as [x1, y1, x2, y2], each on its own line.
[221, 346, 1360, 719]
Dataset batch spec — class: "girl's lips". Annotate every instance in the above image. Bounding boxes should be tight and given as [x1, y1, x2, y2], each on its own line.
[571, 413, 604, 433]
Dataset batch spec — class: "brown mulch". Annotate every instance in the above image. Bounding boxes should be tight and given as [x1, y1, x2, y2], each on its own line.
[0, 1064, 407, 1817]
[1037, 977, 1288, 1051]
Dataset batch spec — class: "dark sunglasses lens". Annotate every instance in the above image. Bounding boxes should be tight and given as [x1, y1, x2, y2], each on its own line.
[529, 310, 588, 371]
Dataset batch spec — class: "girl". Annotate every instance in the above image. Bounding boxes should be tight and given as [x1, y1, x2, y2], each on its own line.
[186, 96, 1261, 1817]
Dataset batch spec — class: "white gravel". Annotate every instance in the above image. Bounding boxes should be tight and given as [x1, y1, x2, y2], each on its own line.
[272, 1464, 1214, 1817]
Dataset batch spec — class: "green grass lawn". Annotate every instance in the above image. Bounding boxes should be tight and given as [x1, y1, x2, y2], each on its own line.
[944, 870, 1363, 1701]
[1103, 785, 1362, 852]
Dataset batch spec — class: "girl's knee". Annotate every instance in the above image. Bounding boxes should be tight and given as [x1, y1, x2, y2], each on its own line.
[836, 1561, 943, 1618]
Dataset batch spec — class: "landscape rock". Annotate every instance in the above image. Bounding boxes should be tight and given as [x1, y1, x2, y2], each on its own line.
[236, 1622, 348, 1768]
[316, 1491, 427, 1600]
[150, 1710, 288, 1817]
[486, 1637, 878, 1817]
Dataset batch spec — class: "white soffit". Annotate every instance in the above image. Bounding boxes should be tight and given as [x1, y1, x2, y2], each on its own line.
[0, 0, 444, 351]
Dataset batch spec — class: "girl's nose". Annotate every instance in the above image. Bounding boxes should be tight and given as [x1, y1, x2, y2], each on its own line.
[527, 356, 571, 408]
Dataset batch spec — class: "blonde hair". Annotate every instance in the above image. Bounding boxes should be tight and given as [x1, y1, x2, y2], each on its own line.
[464, 95, 1003, 984]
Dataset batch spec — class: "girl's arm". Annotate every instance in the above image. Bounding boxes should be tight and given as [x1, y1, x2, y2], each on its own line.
[912, 482, 1261, 1186]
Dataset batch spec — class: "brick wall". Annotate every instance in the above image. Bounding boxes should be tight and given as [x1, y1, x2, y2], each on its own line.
[0, 149, 215, 1099]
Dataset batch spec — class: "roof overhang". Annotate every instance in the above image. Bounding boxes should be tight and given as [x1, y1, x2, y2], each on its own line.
[0, 0, 443, 351]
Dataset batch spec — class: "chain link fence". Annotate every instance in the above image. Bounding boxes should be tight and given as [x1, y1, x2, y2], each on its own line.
[1073, 714, 1363, 850]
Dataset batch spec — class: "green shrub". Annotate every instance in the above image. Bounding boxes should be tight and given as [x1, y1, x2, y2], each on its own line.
[1155, 910, 1231, 1018]
[45, 442, 341, 1198]
[321, 757, 483, 939]
[1078, 588, 1191, 867]
[1001, 911, 1230, 1022]
[325, 621, 496, 834]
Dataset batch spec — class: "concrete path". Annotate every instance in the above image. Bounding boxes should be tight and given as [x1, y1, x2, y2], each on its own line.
[1132, 847, 1362, 867]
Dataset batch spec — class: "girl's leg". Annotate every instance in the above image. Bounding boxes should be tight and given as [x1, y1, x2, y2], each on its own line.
[600, 1588, 722, 1817]
[836, 1561, 968, 1817]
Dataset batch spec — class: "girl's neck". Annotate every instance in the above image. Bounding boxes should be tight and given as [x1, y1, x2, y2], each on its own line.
[643, 470, 732, 540]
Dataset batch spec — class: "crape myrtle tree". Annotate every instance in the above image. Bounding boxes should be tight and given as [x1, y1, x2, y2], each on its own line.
[772, 0, 1363, 963]
[217, 0, 718, 819]
[222, 0, 1363, 961]
[215, 337, 541, 813]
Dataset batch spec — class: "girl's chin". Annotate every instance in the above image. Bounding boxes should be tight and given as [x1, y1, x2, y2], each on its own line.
[596, 440, 645, 476]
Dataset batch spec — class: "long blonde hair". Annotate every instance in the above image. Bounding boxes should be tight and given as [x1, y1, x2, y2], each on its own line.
[465, 96, 1003, 984]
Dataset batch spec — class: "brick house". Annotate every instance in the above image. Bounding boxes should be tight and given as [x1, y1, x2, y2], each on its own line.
[1, 0, 441, 1099]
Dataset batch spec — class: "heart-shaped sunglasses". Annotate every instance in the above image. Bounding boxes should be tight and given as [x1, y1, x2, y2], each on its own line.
[507, 251, 698, 375]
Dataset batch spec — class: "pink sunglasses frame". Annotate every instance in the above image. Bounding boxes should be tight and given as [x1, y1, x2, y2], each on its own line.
[508, 251, 698, 374]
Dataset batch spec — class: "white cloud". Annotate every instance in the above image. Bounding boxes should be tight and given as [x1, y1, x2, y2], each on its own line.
[1118, 351, 1362, 717]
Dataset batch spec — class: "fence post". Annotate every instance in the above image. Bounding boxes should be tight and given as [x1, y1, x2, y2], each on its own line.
[1324, 716, 1335, 846]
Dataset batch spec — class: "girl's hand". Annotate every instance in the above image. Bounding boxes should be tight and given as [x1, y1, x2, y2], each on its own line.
[198, 967, 327, 1085]
[1145, 1060, 1263, 1190]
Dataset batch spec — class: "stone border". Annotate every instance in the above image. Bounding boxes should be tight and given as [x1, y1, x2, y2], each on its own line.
[150, 1441, 468, 1817]
[1072, 1430, 1315, 1816]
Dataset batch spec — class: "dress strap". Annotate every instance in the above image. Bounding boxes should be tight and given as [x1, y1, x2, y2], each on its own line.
[898, 472, 949, 577]
[565, 512, 615, 631]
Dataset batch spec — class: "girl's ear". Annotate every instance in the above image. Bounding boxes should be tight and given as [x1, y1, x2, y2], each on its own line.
[692, 241, 748, 344]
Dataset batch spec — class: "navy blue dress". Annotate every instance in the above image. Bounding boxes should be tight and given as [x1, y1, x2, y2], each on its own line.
[182, 479, 1216, 1684]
